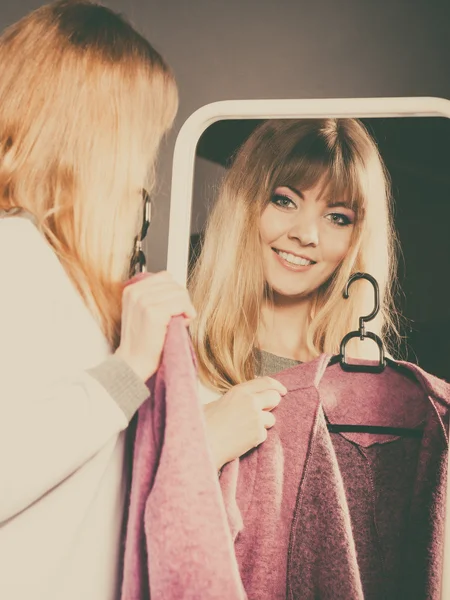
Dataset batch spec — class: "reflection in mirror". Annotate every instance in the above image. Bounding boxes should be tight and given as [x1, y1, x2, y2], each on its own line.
[190, 117, 450, 381]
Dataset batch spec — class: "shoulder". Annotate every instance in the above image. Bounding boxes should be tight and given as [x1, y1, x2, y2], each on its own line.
[0, 216, 78, 322]
[0, 217, 63, 283]
[401, 360, 450, 407]
[0, 217, 109, 388]
[421, 370, 450, 405]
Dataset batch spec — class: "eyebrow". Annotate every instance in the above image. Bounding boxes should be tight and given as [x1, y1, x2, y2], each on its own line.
[284, 185, 354, 210]
[285, 185, 304, 198]
[328, 201, 354, 209]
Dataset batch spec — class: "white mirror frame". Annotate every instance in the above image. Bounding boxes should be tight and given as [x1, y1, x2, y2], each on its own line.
[167, 97, 450, 599]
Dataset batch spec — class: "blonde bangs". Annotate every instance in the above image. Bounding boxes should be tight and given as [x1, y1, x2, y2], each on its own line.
[0, 1, 178, 348]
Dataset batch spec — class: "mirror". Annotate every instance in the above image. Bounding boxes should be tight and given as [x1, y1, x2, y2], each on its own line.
[168, 98, 450, 381]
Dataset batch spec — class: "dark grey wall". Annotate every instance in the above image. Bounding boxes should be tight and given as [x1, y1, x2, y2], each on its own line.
[2, 0, 449, 270]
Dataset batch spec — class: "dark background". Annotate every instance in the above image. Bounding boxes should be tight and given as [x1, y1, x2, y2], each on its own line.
[3, 0, 450, 377]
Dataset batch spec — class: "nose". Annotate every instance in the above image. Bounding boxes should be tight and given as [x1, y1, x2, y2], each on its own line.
[287, 214, 319, 247]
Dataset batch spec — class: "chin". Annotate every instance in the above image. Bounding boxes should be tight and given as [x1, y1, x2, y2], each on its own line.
[267, 272, 332, 300]
[270, 283, 313, 300]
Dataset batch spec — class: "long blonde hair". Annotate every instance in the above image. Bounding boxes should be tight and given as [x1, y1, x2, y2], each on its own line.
[0, 0, 178, 347]
[189, 119, 399, 391]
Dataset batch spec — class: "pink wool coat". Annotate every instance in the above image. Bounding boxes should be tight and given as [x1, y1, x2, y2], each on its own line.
[120, 296, 245, 599]
[220, 355, 449, 600]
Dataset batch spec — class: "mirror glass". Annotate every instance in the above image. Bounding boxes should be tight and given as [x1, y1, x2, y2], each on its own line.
[189, 117, 450, 380]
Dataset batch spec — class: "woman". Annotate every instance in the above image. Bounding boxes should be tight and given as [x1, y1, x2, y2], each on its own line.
[189, 118, 399, 470]
[0, 2, 194, 599]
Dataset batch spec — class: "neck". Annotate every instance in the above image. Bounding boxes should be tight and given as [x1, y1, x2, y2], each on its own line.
[258, 292, 315, 362]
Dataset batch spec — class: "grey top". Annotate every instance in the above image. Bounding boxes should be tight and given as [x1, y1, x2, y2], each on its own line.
[254, 348, 301, 376]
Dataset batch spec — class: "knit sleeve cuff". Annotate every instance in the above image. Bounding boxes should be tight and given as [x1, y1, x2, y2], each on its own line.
[87, 355, 150, 421]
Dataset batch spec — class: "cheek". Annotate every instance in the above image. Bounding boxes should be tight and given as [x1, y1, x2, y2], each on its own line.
[323, 229, 353, 264]
[259, 207, 287, 244]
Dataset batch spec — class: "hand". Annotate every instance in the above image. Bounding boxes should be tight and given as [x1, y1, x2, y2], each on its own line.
[203, 376, 288, 471]
[115, 271, 196, 382]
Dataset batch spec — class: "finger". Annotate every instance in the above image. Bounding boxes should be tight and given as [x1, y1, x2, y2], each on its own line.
[126, 270, 172, 288]
[139, 270, 173, 284]
[256, 389, 282, 410]
[243, 376, 287, 396]
[149, 293, 197, 321]
[131, 283, 195, 317]
[161, 294, 196, 320]
[132, 279, 196, 317]
[261, 411, 276, 429]
[137, 283, 191, 308]
[254, 427, 268, 448]
[125, 272, 177, 298]
[127, 279, 183, 303]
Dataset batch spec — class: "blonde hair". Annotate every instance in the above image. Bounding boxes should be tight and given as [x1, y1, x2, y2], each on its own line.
[189, 119, 399, 391]
[0, 0, 178, 347]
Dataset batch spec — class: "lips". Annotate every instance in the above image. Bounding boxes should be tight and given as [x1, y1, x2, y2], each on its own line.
[272, 248, 316, 267]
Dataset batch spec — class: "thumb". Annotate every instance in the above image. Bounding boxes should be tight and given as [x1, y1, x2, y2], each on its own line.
[125, 271, 154, 288]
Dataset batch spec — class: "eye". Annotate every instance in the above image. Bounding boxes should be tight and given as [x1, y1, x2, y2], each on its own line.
[325, 212, 353, 227]
[270, 194, 297, 209]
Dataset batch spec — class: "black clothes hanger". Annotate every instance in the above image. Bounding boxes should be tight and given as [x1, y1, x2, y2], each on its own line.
[129, 190, 152, 277]
[326, 272, 423, 439]
[328, 273, 385, 373]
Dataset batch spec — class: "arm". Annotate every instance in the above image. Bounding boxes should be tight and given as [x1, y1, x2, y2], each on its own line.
[0, 358, 149, 524]
[0, 220, 149, 522]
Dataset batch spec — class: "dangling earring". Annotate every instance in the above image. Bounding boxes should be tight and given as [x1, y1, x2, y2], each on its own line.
[129, 189, 152, 277]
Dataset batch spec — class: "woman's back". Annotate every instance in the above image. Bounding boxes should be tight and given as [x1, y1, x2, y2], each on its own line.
[0, 215, 132, 599]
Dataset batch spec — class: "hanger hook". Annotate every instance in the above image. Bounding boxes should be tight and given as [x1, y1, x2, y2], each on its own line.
[139, 191, 152, 242]
[344, 272, 380, 338]
[129, 190, 152, 278]
[334, 272, 386, 372]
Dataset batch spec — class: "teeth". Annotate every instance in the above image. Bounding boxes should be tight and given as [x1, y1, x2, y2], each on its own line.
[277, 250, 313, 266]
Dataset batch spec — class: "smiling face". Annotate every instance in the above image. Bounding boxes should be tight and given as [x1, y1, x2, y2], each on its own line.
[259, 179, 356, 300]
